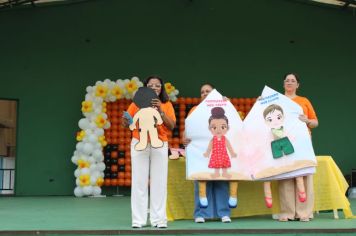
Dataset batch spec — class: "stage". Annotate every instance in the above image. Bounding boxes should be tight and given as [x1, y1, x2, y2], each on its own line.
[0, 196, 355, 235]
[0, 156, 355, 235]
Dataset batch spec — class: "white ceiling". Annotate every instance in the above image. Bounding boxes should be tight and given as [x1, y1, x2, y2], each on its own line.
[311, 0, 356, 8]
[0, 0, 355, 10]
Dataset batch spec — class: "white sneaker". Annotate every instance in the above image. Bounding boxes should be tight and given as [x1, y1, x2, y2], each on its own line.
[132, 223, 142, 228]
[221, 216, 231, 223]
[194, 217, 205, 223]
[152, 221, 167, 228]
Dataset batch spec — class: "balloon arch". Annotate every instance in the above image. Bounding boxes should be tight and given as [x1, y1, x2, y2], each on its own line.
[71, 77, 179, 197]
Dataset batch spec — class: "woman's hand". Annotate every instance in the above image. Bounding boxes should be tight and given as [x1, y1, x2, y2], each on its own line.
[299, 114, 318, 128]
[222, 96, 230, 102]
[183, 137, 191, 146]
[122, 116, 129, 128]
[298, 114, 309, 123]
[151, 98, 162, 111]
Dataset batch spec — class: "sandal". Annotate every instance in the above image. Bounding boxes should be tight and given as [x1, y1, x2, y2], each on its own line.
[298, 191, 307, 202]
[264, 197, 273, 208]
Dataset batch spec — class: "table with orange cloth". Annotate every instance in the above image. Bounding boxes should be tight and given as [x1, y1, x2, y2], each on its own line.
[167, 156, 354, 220]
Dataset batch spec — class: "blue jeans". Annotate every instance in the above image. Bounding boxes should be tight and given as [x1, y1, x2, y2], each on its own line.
[193, 181, 230, 219]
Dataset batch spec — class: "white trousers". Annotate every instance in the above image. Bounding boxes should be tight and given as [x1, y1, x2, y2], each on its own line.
[131, 138, 168, 226]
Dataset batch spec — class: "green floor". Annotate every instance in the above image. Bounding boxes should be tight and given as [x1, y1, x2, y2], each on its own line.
[0, 196, 355, 235]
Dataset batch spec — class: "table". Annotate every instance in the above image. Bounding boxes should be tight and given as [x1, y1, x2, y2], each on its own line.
[167, 156, 354, 220]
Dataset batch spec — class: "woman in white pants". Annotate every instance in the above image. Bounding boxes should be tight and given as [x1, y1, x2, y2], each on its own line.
[124, 76, 176, 228]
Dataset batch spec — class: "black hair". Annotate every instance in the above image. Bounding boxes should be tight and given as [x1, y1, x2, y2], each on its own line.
[283, 73, 300, 83]
[201, 83, 215, 89]
[144, 75, 169, 103]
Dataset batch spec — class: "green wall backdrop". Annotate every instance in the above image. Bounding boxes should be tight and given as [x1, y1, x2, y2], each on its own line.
[0, 0, 355, 195]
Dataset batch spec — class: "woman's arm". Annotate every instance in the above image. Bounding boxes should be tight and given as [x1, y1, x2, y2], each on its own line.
[159, 110, 175, 130]
[151, 98, 176, 130]
[299, 114, 318, 129]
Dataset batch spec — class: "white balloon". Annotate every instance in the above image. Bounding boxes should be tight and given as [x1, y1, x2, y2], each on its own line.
[93, 149, 103, 159]
[95, 154, 104, 162]
[92, 186, 102, 196]
[103, 122, 110, 129]
[90, 176, 97, 185]
[89, 122, 97, 130]
[109, 95, 116, 102]
[88, 134, 97, 143]
[86, 86, 93, 93]
[79, 154, 88, 161]
[94, 108, 102, 114]
[83, 186, 93, 195]
[78, 118, 90, 130]
[116, 79, 125, 87]
[74, 169, 81, 177]
[86, 113, 95, 120]
[74, 187, 84, 197]
[88, 156, 95, 164]
[81, 168, 90, 175]
[76, 142, 84, 152]
[83, 143, 94, 155]
[97, 162, 106, 171]
[71, 155, 78, 164]
[84, 129, 93, 135]
[94, 97, 103, 104]
[85, 94, 94, 101]
[90, 170, 100, 178]
[104, 79, 111, 84]
[94, 128, 104, 136]
[75, 178, 80, 186]
[93, 142, 102, 150]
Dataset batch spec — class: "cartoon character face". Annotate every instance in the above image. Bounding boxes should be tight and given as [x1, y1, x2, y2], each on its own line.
[264, 109, 284, 129]
[209, 119, 229, 137]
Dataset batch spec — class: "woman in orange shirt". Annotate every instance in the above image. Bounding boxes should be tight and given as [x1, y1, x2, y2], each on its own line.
[124, 76, 176, 228]
[278, 73, 318, 222]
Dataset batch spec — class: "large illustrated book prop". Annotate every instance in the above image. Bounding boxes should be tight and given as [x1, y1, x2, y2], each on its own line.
[185, 86, 316, 181]
[129, 87, 163, 151]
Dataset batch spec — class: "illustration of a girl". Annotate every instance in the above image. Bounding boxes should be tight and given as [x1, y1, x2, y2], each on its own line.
[199, 106, 238, 208]
[203, 106, 236, 177]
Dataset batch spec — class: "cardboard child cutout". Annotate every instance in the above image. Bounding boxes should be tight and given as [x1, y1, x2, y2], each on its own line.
[129, 87, 163, 151]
